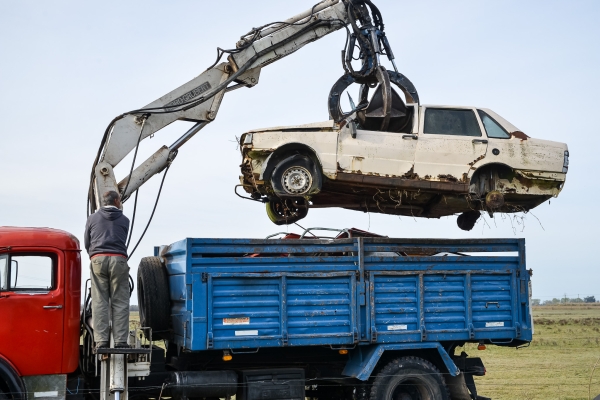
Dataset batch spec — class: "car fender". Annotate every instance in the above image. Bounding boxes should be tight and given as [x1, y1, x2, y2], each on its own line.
[467, 161, 514, 181]
[259, 143, 325, 182]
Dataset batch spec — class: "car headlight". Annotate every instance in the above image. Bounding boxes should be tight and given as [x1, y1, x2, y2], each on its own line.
[243, 133, 253, 145]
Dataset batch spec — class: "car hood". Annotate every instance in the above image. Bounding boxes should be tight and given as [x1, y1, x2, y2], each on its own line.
[246, 120, 336, 134]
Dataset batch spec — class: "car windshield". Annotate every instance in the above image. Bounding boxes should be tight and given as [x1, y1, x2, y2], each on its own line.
[478, 110, 510, 139]
[424, 108, 481, 137]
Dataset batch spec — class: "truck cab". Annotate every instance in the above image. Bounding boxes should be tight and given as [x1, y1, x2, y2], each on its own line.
[0, 227, 81, 400]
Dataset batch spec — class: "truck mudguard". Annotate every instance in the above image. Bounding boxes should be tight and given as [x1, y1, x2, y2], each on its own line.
[342, 343, 459, 381]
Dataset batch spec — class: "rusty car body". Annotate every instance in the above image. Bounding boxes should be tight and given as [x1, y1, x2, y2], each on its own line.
[239, 104, 568, 230]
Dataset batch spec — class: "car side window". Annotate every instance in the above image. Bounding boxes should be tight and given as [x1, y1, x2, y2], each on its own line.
[423, 108, 481, 137]
[8, 255, 54, 291]
[477, 110, 510, 139]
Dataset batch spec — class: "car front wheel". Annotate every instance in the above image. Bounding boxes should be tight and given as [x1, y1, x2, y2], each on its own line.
[265, 198, 308, 225]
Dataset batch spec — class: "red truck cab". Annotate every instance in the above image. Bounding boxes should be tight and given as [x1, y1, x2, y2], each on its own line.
[0, 227, 81, 400]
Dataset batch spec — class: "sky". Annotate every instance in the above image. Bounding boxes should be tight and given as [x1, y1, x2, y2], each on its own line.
[1, 0, 598, 304]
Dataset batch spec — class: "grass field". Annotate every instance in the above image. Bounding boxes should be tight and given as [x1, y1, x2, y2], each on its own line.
[469, 304, 600, 400]
[130, 305, 600, 399]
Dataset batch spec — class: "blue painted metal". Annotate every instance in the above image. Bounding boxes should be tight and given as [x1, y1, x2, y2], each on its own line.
[342, 342, 460, 380]
[158, 237, 532, 379]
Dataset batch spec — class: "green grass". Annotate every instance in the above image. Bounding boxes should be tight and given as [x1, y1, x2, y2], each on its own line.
[468, 304, 600, 400]
[129, 307, 600, 399]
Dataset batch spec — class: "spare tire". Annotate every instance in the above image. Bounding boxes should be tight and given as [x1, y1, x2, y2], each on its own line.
[137, 256, 171, 340]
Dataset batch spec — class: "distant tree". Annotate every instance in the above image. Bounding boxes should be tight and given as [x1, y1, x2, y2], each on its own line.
[532, 299, 541, 306]
[568, 297, 583, 303]
[542, 298, 560, 305]
[584, 296, 596, 303]
[130, 305, 139, 311]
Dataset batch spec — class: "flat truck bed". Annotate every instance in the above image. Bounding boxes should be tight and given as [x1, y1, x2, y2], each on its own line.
[148, 237, 532, 387]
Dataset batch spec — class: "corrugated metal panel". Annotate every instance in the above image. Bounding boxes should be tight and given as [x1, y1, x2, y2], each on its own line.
[471, 274, 513, 329]
[287, 276, 354, 343]
[423, 275, 467, 331]
[211, 277, 281, 346]
[373, 275, 419, 335]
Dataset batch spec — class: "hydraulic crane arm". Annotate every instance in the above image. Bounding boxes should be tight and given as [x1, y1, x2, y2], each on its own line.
[89, 0, 402, 214]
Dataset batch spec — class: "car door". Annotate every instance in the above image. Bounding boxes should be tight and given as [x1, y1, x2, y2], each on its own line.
[0, 250, 65, 375]
[413, 106, 488, 181]
[337, 105, 418, 177]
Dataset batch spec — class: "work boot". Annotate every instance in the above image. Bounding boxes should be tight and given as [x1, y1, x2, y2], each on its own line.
[96, 341, 109, 349]
[114, 342, 130, 348]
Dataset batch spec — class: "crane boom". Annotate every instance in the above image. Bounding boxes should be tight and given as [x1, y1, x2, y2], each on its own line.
[89, 0, 400, 214]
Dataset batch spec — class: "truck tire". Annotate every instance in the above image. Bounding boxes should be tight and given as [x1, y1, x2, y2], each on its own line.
[137, 257, 171, 340]
[0, 359, 25, 400]
[369, 357, 449, 400]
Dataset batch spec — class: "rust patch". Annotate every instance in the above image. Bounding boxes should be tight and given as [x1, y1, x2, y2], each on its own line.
[511, 130, 529, 140]
[402, 167, 419, 180]
[461, 173, 469, 183]
[438, 174, 458, 183]
[468, 154, 485, 167]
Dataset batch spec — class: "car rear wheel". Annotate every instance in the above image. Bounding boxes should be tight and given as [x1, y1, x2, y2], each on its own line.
[457, 211, 481, 231]
[265, 198, 308, 225]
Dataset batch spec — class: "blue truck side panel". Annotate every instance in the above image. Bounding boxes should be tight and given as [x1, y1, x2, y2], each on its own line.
[157, 238, 532, 374]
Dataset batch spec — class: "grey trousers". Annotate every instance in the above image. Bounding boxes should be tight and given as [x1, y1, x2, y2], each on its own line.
[90, 255, 130, 344]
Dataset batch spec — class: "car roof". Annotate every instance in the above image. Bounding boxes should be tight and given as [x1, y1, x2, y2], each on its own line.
[245, 106, 522, 135]
[0, 226, 80, 251]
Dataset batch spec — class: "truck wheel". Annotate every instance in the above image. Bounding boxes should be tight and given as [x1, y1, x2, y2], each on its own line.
[0, 359, 25, 400]
[266, 198, 308, 225]
[369, 357, 449, 400]
[137, 257, 171, 340]
[271, 154, 321, 197]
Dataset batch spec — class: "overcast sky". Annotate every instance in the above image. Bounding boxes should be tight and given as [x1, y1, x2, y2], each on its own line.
[1, 0, 598, 304]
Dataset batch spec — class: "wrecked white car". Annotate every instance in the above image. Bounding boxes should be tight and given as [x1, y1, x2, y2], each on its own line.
[239, 98, 568, 230]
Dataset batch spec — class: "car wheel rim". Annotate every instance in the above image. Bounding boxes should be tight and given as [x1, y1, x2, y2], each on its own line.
[282, 166, 312, 195]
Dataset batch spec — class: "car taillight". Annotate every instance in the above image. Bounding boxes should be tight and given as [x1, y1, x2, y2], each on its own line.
[562, 150, 569, 173]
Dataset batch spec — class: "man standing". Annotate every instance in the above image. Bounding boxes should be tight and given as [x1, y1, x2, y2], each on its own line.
[84, 190, 130, 349]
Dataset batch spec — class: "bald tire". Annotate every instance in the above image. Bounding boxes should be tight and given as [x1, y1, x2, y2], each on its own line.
[137, 256, 171, 340]
[369, 357, 450, 400]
